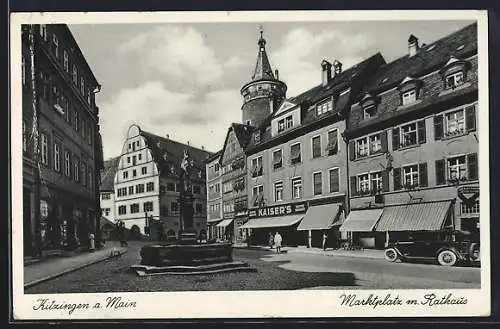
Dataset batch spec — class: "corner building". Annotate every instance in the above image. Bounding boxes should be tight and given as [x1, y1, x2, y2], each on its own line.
[341, 23, 479, 248]
[242, 53, 385, 248]
[22, 24, 103, 255]
[114, 125, 212, 240]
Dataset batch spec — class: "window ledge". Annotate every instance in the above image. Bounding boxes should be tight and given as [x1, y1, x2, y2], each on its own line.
[353, 151, 385, 162]
[397, 99, 422, 110]
[398, 143, 421, 152]
[438, 82, 472, 97]
[441, 130, 473, 141]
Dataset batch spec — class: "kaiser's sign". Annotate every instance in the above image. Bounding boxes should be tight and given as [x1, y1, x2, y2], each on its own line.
[249, 202, 307, 218]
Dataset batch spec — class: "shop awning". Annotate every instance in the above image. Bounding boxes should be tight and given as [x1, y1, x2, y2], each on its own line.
[207, 218, 223, 225]
[216, 219, 234, 228]
[339, 208, 383, 232]
[375, 200, 452, 232]
[297, 203, 342, 231]
[240, 215, 303, 229]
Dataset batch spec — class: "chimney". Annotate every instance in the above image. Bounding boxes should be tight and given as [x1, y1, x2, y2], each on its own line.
[321, 60, 332, 86]
[275, 69, 279, 80]
[408, 34, 419, 57]
[202, 146, 205, 150]
[166, 134, 170, 139]
[333, 60, 342, 76]
[187, 141, 190, 146]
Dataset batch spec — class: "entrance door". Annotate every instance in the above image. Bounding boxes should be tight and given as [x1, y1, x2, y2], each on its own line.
[23, 188, 32, 256]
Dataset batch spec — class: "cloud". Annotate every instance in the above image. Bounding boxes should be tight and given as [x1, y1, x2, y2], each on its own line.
[271, 28, 374, 97]
[224, 56, 246, 69]
[99, 81, 242, 159]
[118, 26, 223, 87]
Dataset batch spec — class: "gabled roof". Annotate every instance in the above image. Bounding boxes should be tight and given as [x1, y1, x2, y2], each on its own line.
[361, 22, 477, 96]
[219, 123, 257, 162]
[205, 150, 222, 163]
[140, 130, 213, 181]
[100, 156, 120, 191]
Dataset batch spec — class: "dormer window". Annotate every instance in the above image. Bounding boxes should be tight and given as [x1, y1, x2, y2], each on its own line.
[401, 89, 417, 105]
[360, 93, 378, 120]
[445, 71, 464, 89]
[277, 115, 293, 133]
[316, 98, 333, 116]
[398, 76, 422, 106]
[364, 106, 377, 119]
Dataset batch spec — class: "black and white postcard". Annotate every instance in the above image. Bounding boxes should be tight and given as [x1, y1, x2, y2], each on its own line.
[10, 10, 490, 319]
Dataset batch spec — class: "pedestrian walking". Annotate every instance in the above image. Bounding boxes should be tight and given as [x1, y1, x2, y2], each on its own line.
[116, 220, 128, 247]
[274, 232, 282, 254]
[322, 232, 328, 251]
[268, 232, 274, 249]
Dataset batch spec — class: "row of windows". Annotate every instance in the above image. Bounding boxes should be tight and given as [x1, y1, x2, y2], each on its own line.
[351, 153, 478, 196]
[122, 166, 148, 179]
[116, 182, 155, 197]
[251, 129, 339, 177]
[26, 70, 94, 147]
[38, 25, 94, 106]
[35, 132, 94, 188]
[250, 168, 340, 207]
[162, 182, 202, 194]
[352, 104, 477, 160]
[117, 201, 154, 215]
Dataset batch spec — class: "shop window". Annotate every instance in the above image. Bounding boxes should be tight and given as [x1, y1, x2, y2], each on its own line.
[461, 200, 479, 215]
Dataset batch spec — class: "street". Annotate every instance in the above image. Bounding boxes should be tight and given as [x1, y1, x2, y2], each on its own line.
[25, 241, 480, 294]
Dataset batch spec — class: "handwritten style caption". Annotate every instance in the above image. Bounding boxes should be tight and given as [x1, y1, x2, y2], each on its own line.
[339, 293, 467, 309]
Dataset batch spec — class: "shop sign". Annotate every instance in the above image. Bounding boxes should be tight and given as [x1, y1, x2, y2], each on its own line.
[248, 202, 308, 219]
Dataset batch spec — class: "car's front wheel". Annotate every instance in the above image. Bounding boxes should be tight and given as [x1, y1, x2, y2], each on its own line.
[384, 248, 399, 262]
[437, 249, 458, 266]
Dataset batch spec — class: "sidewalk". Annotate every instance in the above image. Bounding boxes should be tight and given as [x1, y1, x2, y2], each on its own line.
[233, 244, 384, 260]
[24, 241, 127, 288]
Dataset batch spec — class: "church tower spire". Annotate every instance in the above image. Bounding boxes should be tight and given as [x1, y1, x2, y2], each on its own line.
[240, 28, 287, 127]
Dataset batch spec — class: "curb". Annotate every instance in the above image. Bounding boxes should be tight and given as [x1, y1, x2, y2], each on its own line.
[24, 248, 128, 289]
[287, 249, 384, 260]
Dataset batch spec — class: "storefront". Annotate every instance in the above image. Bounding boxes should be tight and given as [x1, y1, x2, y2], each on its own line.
[297, 203, 344, 248]
[242, 202, 307, 246]
[207, 219, 222, 242]
[341, 200, 454, 249]
[216, 218, 234, 242]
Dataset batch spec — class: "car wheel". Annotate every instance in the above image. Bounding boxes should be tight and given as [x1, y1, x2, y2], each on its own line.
[437, 250, 457, 266]
[384, 248, 399, 262]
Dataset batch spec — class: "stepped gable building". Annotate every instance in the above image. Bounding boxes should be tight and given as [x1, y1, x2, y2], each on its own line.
[341, 23, 479, 248]
[114, 125, 212, 240]
[205, 150, 222, 241]
[218, 123, 257, 244]
[22, 24, 103, 256]
[242, 52, 386, 248]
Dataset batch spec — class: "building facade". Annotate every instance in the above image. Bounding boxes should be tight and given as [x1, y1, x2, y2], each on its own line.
[100, 157, 119, 222]
[113, 125, 211, 240]
[341, 23, 479, 248]
[22, 24, 103, 256]
[206, 151, 222, 241]
[243, 54, 385, 248]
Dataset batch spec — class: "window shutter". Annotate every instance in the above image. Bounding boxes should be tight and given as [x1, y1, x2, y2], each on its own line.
[393, 167, 402, 191]
[435, 159, 446, 185]
[419, 162, 428, 187]
[434, 115, 444, 140]
[350, 176, 358, 196]
[417, 120, 426, 144]
[465, 105, 476, 132]
[330, 168, 339, 193]
[467, 153, 478, 180]
[392, 128, 400, 150]
[382, 170, 389, 192]
[380, 130, 388, 152]
[348, 141, 355, 161]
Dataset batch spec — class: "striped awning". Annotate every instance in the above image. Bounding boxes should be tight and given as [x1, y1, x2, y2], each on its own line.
[297, 203, 342, 231]
[216, 219, 234, 228]
[339, 208, 383, 232]
[375, 200, 452, 232]
[240, 215, 303, 229]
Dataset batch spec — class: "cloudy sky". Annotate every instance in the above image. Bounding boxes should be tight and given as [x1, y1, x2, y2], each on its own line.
[69, 19, 473, 160]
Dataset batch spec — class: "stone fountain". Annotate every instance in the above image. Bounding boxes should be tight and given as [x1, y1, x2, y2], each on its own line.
[131, 150, 253, 276]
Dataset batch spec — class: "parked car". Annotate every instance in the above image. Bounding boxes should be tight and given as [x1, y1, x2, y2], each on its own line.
[384, 231, 480, 266]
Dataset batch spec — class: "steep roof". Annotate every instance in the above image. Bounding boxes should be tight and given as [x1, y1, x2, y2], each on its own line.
[100, 156, 120, 191]
[361, 22, 477, 96]
[205, 150, 222, 163]
[252, 34, 275, 81]
[140, 130, 213, 181]
[231, 123, 257, 150]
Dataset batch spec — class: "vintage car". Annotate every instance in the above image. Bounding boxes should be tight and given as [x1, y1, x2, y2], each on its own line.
[384, 231, 480, 266]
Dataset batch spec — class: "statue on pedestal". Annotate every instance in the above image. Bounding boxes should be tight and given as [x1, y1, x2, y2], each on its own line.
[178, 150, 195, 240]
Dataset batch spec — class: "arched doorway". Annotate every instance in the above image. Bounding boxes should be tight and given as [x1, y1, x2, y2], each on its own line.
[129, 225, 142, 240]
